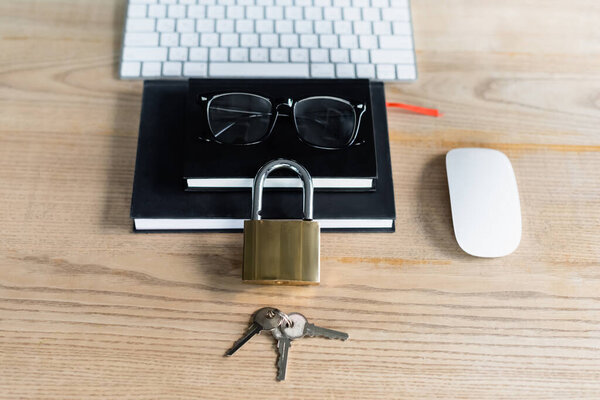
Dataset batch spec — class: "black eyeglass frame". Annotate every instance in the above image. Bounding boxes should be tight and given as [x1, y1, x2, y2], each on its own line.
[197, 92, 367, 150]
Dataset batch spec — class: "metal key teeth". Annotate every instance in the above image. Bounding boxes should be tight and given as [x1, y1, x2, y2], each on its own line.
[305, 323, 349, 341]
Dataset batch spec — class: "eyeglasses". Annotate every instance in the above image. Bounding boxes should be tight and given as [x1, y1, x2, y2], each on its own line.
[198, 92, 367, 150]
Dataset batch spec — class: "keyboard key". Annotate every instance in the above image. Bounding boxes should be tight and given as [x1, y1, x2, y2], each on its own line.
[333, 0, 350, 6]
[227, 6, 244, 18]
[379, 35, 413, 49]
[314, 20, 333, 34]
[315, 0, 331, 5]
[284, 6, 302, 19]
[311, 63, 335, 78]
[300, 34, 318, 48]
[390, 0, 409, 6]
[353, 21, 371, 35]
[163, 61, 182, 76]
[356, 63, 375, 78]
[221, 33, 239, 46]
[236, 20, 254, 33]
[128, 4, 147, 18]
[180, 33, 199, 46]
[310, 48, 329, 62]
[184, 62, 208, 76]
[376, 64, 396, 80]
[169, 47, 188, 61]
[121, 61, 141, 77]
[342, 7, 361, 20]
[126, 18, 156, 32]
[207, 5, 225, 18]
[324, 7, 342, 20]
[250, 48, 269, 61]
[305, 7, 322, 20]
[382, 7, 410, 21]
[260, 33, 278, 47]
[168, 5, 186, 18]
[290, 48, 309, 62]
[176, 19, 195, 32]
[370, 49, 414, 64]
[123, 47, 168, 61]
[295, 20, 313, 34]
[266, 6, 283, 19]
[280, 33, 299, 47]
[255, 20, 274, 33]
[160, 32, 179, 46]
[339, 34, 358, 48]
[196, 19, 215, 32]
[330, 48, 349, 63]
[373, 21, 391, 35]
[350, 49, 368, 63]
[392, 22, 411, 35]
[142, 62, 162, 77]
[276, 20, 294, 33]
[189, 47, 208, 61]
[148, 4, 166, 18]
[156, 18, 175, 32]
[188, 5, 205, 18]
[270, 48, 288, 62]
[216, 19, 234, 32]
[230, 48, 249, 61]
[246, 6, 264, 18]
[210, 48, 229, 61]
[336, 63, 355, 78]
[209, 62, 309, 77]
[240, 33, 259, 47]
[352, 0, 368, 6]
[333, 20, 352, 34]
[359, 35, 378, 49]
[320, 34, 338, 48]
[275, 0, 293, 5]
[124, 33, 159, 46]
[372, 0, 389, 7]
[362, 8, 380, 21]
[396, 64, 416, 80]
[200, 33, 219, 46]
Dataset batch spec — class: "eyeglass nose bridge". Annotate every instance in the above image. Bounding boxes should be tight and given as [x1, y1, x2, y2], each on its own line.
[274, 99, 294, 117]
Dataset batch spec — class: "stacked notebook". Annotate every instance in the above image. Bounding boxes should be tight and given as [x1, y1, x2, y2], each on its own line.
[130, 79, 395, 231]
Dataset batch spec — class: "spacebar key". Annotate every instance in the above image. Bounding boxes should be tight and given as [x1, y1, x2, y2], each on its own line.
[209, 63, 309, 78]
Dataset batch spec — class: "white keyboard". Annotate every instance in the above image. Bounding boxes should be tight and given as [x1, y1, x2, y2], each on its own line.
[121, 0, 416, 81]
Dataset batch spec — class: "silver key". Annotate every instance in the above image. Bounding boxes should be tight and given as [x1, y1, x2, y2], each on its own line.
[225, 307, 283, 356]
[282, 312, 348, 341]
[272, 327, 291, 381]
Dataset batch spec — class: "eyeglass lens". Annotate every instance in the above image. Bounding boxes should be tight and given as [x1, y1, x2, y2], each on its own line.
[207, 93, 273, 145]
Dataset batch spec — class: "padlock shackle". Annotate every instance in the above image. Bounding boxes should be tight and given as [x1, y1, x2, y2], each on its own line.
[252, 159, 314, 221]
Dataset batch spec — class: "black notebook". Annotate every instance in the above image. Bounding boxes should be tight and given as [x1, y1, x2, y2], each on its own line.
[130, 80, 395, 232]
[183, 79, 377, 190]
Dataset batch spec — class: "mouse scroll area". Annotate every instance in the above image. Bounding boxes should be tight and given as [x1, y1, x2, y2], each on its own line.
[446, 148, 522, 258]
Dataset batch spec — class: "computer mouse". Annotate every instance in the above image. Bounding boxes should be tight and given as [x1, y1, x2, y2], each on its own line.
[445, 148, 522, 257]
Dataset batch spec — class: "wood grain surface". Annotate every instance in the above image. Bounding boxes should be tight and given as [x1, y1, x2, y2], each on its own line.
[1, 0, 599, 398]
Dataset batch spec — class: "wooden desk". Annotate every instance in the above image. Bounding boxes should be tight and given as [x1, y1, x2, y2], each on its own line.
[1, 1, 599, 398]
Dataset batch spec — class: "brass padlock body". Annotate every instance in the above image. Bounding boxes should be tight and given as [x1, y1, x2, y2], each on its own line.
[243, 219, 320, 285]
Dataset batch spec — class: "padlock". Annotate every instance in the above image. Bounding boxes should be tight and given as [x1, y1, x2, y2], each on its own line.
[242, 159, 320, 285]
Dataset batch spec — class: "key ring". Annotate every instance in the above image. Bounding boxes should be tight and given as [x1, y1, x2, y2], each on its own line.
[266, 308, 293, 328]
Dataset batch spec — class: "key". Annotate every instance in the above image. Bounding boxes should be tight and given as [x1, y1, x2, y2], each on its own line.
[272, 326, 291, 381]
[282, 313, 348, 341]
[225, 307, 283, 356]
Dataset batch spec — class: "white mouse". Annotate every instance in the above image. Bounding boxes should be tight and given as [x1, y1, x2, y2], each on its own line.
[446, 148, 522, 257]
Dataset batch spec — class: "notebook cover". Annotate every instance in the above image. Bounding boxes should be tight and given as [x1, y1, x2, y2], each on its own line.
[130, 80, 395, 232]
[183, 78, 377, 188]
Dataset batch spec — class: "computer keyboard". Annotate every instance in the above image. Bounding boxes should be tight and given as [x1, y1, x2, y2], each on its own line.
[121, 0, 416, 81]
